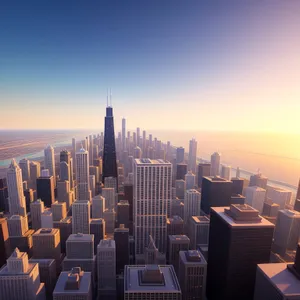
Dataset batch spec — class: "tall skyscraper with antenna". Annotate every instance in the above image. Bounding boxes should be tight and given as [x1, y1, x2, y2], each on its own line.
[122, 118, 126, 152]
[102, 92, 118, 188]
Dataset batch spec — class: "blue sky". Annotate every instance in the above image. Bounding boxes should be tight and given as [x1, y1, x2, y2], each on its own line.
[1, 1, 300, 132]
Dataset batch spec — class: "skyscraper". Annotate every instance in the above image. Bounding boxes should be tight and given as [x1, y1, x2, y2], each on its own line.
[122, 117, 126, 152]
[0, 218, 10, 268]
[30, 161, 40, 190]
[134, 159, 172, 260]
[97, 239, 116, 298]
[249, 173, 268, 189]
[220, 165, 231, 180]
[176, 147, 185, 164]
[244, 186, 266, 214]
[37, 175, 55, 207]
[188, 138, 197, 173]
[210, 152, 221, 177]
[19, 158, 31, 183]
[184, 190, 201, 228]
[44, 145, 56, 186]
[197, 163, 211, 188]
[296, 178, 300, 200]
[7, 159, 27, 217]
[114, 225, 129, 274]
[0, 248, 46, 300]
[201, 176, 232, 215]
[178, 250, 207, 300]
[0, 178, 8, 213]
[75, 147, 91, 201]
[102, 104, 118, 187]
[72, 200, 90, 234]
[206, 204, 274, 300]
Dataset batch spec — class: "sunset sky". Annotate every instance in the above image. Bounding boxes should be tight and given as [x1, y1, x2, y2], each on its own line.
[1, 1, 300, 133]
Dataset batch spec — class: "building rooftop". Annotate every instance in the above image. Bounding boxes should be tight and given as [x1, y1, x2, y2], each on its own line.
[212, 205, 275, 228]
[98, 239, 115, 248]
[279, 209, 300, 218]
[67, 233, 94, 242]
[169, 235, 190, 242]
[124, 265, 181, 292]
[90, 218, 104, 224]
[118, 200, 129, 206]
[167, 216, 184, 224]
[135, 159, 171, 165]
[191, 216, 210, 223]
[180, 250, 207, 264]
[34, 228, 58, 236]
[53, 268, 91, 294]
[203, 176, 231, 183]
[257, 263, 300, 296]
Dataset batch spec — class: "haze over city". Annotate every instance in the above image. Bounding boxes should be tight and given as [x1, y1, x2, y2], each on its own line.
[1, 2, 300, 300]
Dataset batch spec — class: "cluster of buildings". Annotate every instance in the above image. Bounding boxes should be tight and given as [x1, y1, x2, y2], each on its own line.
[0, 104, 300, 300]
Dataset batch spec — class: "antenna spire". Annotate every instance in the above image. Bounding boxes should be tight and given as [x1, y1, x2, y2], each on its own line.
[106, 89, 109, 107]
[110, 88, 112, 106]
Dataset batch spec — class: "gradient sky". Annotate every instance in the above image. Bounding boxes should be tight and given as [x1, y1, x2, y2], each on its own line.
[1, 0, 300, 132]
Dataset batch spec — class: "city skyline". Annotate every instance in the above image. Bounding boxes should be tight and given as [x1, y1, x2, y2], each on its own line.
[1, 1, 300, 133]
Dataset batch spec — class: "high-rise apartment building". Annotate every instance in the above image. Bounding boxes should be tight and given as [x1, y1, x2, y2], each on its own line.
[188, 139, 197, 173]
[168, 235, 190, 274]
[32, 228, 61, 262]
[244, 186, 266, 214]
[206, 204, 274, 300]
[176, 163, 187, 181]
[266, 186, 292, 209]
[273, 209, 300, 256]
[30, 161, 40, 190]
[97, 239, 116, 298]
[0, 248, 46, 300]
[114, 225, 129, 274]
[184, 189, 201, 227]
[179, 250, 207, 300]
[102, 187, 115, 209]
[90, 219, 105, 254]
[7, 159, 27, 217]
[220, 165, 231, 180]
[210, 152, 221, 177]
[91, 194, 105, 219]
[72, 200, 90, 234]
[231, 177, 244, 195]
[62, 233, 95, 275]
[188, 216, 210, 249]
[124, 265, 181, 300]
[44, 145, 56, 186]
[51, 201, 67, 222]
[75, 148, 91, 201]
[185, 171, 196, 190]
[134, 159, 172, 259]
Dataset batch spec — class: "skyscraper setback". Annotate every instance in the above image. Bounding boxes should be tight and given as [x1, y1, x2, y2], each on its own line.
[102, 103, 118, 187]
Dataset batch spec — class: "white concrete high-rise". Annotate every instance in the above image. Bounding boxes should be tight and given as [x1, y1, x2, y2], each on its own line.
[75, 147, 91, 201]
[0, 248, 46, 300]
[210, 152, 221, 177]
[7, 159, 27, 217]
[184, 189, 201, 227]
[185, 171, 196, 190]
[221, 165, 231, 180]
[188, 138, 197, 173]
[266, 187, 292, 210]
[244, 186, 266, 214]
[44, 145, 56, 186]
[273, 209, 300, 256]
[72, 200, 90, 234]
[134, 159, 172, 258]
[97, 239, 116, 298]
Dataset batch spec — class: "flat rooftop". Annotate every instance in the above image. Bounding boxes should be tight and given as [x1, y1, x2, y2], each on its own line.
[203, 176, 231, 183]
[257, 263, 300, 296]
[67, 233, 94, 242]
[212, 206, 275, 228]
[53, 270, 91, 294]
[179, 250, 207, 264]
[0, 262, 36, 275]
[191, 216, 210, 223]
[135, 159, 171, 165]
[125, 265, 181, 293]
[33, 228, 59, 235]
[169, 235, 190, 242]
[98, 239, 115, 248]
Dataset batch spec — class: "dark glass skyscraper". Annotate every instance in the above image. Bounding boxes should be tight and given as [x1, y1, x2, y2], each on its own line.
[102, 105, 118, 186]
